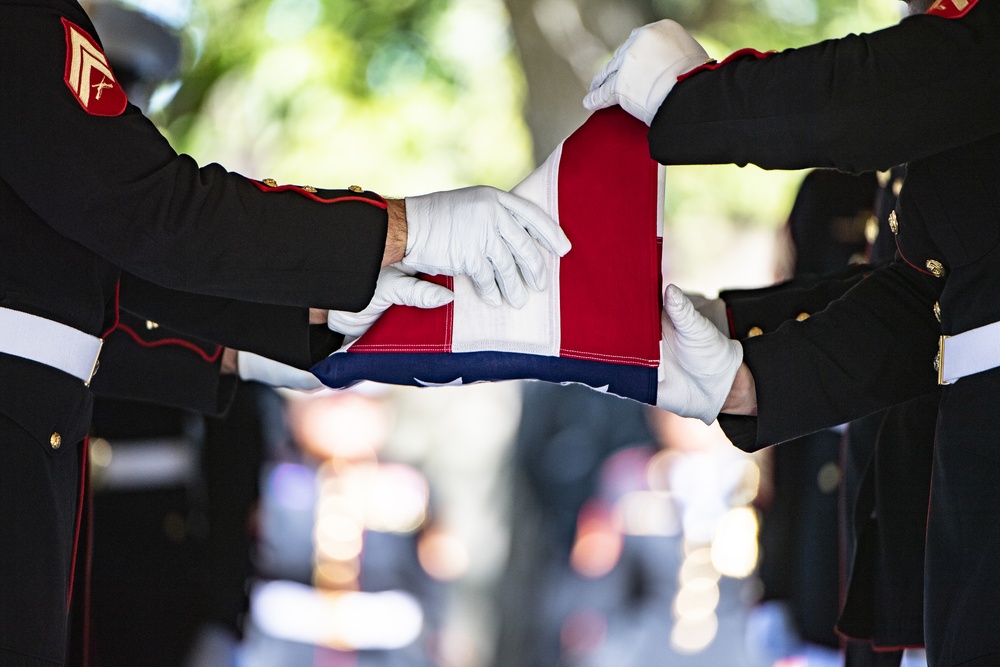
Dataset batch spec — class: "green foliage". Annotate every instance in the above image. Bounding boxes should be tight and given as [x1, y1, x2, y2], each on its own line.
[160, 0, 534, 196]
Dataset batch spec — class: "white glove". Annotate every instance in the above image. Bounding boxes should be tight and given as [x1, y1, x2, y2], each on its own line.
[657, 284, 743, 424]
[327, 265, 454, 338]
[402, 186, 572, 309]
[584, 19, 710, 125]
[685, 292, 729, 333]
[237, 351, 324, 391]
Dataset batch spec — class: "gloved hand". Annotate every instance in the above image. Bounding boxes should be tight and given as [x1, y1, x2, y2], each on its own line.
[402, 186, 572, 308]
[584, 19, 710, 125]
[237, 351, 324, 391]
[327, 265, 454, 338]
[685, 292, 729, 333]
[657, 284, 743, 423]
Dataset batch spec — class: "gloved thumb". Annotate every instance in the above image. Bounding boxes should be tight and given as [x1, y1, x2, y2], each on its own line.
[387, 274, 455, 309]
[665, 284, 700, 333]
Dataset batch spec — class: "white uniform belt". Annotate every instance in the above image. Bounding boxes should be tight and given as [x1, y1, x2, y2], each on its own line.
[938, 319, 1000, 385]
[0, 307, 103, 384]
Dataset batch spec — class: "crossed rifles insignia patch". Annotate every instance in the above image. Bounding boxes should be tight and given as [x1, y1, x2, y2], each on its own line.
[62, 18, 127, 116]
[926, 0, 979, 19]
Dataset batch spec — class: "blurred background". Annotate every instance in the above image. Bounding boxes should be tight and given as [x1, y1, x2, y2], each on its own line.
[81, 0, 906, 665]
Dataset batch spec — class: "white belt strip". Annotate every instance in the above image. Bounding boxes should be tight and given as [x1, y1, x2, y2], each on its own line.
[938, 320, 1000, 385]
[0, 307, 103, 384]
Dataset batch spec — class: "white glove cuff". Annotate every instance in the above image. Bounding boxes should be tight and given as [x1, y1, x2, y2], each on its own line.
[401, 195, 431, 269]
[705, 339, 744, 422]
[641, 51, 712, 124]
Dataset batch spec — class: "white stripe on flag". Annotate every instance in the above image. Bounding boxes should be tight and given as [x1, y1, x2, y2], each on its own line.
[452, 143, 564, 357]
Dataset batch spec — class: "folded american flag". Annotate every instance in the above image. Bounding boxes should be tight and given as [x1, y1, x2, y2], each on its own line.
[311, 107, 664, 404]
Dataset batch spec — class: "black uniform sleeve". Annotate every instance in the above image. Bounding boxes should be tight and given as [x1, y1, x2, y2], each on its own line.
[90, 310, 238, 416]
[118, 273, 341, 369]
[719, 261, 943, 452]
[720, 264, 869, 338]
[0, 4, 386, 311]
[650, 3, 1000, 172]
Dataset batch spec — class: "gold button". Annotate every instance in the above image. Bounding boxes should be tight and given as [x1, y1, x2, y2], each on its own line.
[796, 312, 810, 322]
[865, 215, 879, 245]
[876, 170, 892, 188]
[888, 211, 899, 235]
[934, 301, 941, 323]
[262, 178, 278, 187]
[145, 320, 159, 330]
[892, 178, 904, 197]
[50, 432, 62, 449]
[747, 326, 763, 337]
[926, 259, 946, 279]
[348, 185, 363, 193]
[302, 185, 318, 193]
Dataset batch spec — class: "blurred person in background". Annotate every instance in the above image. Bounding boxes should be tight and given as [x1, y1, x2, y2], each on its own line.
[585, 2, 999, 665]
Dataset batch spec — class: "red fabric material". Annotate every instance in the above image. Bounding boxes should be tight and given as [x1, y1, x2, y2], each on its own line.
[557, 108, 661, 367]
[61, 18, 127, 117]
[348, 276, 454, 353]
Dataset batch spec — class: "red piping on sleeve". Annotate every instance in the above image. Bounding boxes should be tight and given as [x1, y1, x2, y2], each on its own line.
[894, 239, 936, 278]
[102, 279, 224, 363]
[677, 48, 776, 82]
[115, 323, 223, 363]
[250, 180, 388, 208]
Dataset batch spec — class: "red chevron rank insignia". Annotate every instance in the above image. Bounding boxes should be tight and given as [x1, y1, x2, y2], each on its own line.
[62, 18, 127, 116]
[926, 0, 978, 19]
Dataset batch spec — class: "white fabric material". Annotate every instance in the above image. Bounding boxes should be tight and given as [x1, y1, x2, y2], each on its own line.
[402, 185, 572, 308]
[0, 306, 103, 383]
[452, 145, 563, 356]
[238, 351, 323, 391]
[584, 19, 710, 125]
[940, 320, 1000, 384]
[328, 265, 454, 338]
[657, 285, 743, 423]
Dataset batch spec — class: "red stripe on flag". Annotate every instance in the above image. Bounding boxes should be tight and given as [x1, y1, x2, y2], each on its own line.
[557, 108, 661, 367]
[347, 275, 454, 352]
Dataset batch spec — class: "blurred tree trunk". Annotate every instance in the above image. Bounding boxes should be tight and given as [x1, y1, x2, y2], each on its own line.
[503, 0, 659, 161]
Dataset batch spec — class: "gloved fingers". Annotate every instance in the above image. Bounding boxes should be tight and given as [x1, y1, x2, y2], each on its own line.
[496, 190, 572, 257]
[485, 240, 530, 308]
[494, 216, 548, 292]
[383, 272, 455, 309]
[665, 284, 706, 335]
[327, 308, 379, 338]
[586, 26, 640, 94]
[582, 82, 616, 113]
[237, 351, 324, 391]
[469, 261, 504, 307]
[586, 46, 621, 95]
